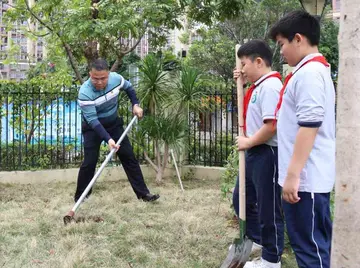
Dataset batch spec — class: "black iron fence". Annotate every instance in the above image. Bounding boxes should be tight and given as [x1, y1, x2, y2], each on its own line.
[188, 92, 238, 166]
[0, 87, 238, 171]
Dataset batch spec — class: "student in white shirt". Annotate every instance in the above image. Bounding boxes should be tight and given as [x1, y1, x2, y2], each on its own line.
[233, 39, 284, 268]
[269, 10, 335, 268]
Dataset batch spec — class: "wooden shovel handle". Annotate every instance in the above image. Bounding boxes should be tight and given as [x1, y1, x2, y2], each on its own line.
[235, 44, 246, 221]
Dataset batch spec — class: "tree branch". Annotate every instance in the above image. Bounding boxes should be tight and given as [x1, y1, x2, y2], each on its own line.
[63, 43, 84, 84]
[144, 151, 159, 172]
[27, 31, 50, 38]
[110, 54, 124, 72]
[24, 0, 54, 32]
[110, 19, 147, 71]
[221, 22, 240, 43]
[124, 34, 143, 54]
[110, 34, 143, 72]
[24, 0, 83, 83]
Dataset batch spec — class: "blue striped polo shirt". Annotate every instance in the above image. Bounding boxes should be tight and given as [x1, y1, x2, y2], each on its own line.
[78, 72, 139, 142]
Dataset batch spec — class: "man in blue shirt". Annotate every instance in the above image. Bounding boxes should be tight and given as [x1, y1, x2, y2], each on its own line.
[75, 58, 159, 202]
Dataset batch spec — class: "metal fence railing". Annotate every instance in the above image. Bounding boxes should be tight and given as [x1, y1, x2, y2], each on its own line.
[188, 92, 238, 167]
[0, 88, 82, 170]
[0, 87, 143, 171]
[0, 87, 238, 171]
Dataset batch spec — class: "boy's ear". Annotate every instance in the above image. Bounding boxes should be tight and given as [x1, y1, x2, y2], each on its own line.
[294, 33, 303, 44]
[255, 57, 264, 66]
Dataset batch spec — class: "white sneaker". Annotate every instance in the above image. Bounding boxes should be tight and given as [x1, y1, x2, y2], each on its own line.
[250, 242, 262, 257]
[243, 258, 281, 268]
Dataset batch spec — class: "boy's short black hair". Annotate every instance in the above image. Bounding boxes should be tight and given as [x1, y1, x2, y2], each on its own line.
[237, 39, 273, 67]
[90, 59, 109, 71]
[269, 10, 320, 46]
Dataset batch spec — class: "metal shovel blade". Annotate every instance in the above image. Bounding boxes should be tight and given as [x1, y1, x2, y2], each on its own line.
[220, 237, 253, 268]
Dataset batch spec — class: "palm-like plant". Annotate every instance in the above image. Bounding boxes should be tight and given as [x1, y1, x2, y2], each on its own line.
[137, 54, 171, 115]
[137, 113, 187, 183]
[171, 63, 210, 120]
[136, 54, 207, 183]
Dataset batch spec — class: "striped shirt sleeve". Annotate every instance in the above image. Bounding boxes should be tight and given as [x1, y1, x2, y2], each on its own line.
[119, 75, 139, 106]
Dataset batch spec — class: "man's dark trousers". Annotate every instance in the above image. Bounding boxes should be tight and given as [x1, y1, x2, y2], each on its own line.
[74, 117, 150, 201]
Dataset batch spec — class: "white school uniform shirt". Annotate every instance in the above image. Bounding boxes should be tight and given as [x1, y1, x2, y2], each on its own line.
[246, 71, 282, 147]
[277, 53, 336, 193]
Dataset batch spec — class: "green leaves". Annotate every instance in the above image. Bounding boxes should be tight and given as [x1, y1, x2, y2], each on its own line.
[180, 0, 246, 24]
[319, 17, 339, 79]
[136, 54, 206, 152]
[173, 64, 209, 114]
[138, 113, 187, 147]
[186, 27, 235, 87]
[137, 54, 172, 115]
[5, 0, 184, 81]
[186, 0, 302, 89]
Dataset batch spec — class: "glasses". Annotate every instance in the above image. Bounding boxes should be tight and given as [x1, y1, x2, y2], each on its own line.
[91, 77, 108, 82]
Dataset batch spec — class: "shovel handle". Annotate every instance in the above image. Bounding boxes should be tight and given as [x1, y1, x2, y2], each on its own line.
[70, 116, 138, 214]
[235, 44, 246, 221]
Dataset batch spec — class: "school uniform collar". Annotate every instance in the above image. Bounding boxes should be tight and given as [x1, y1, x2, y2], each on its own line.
[292, 53, 323, 74]
[254, 71, 279, 86]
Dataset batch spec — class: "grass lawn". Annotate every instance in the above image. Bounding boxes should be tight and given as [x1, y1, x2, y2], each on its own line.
[0, 177, 297, 267]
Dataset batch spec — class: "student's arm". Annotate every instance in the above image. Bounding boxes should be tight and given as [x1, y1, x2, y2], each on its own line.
[236, 84, 280, 150]
[236, 121, 276, 150]
[283, 69, 325, 204]
[283, 127, 318, 203]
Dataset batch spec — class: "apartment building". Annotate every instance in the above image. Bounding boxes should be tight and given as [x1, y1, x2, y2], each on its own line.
[164, 19, 203, 58]
[0, 0, 44, 81]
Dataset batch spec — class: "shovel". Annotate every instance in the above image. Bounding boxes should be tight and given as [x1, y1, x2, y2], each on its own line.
[63, 116, 138, 225]
[220, 44, 253, 268]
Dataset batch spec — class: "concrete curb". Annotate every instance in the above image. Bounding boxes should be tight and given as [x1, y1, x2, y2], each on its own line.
[0, 165, 225, 184]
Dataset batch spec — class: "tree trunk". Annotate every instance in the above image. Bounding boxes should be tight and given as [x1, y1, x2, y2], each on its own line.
[62, 42, 84, 84]
[155, 167, 163, 184]
[25, 121, 35, 145]
[162, 143, 169, 171]
[144, 151, 158, 172]
[84, 40, 99, 69]
[154, 142, 170, 183]
[331, 1, 360, 266]
[110, 54, 125, 72]
[155, 140, 161, 167]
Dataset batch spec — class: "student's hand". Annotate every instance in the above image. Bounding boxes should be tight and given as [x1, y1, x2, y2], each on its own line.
[108, 139, 120, 152]
[282, 173, 301, 204]
[233, 68, 245, 84]
[133, 104, 143, 119]
[235, 136, 252, 151]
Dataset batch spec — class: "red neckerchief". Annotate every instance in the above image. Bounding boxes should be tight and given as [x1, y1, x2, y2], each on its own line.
[274, 56, 329, 119]
[243, 72, 282, 133]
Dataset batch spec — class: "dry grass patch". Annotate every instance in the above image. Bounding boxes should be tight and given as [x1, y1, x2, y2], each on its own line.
[0, 177, 296, 267]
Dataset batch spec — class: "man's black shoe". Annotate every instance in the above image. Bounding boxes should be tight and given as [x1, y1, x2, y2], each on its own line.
[141, 193, 160, 202]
